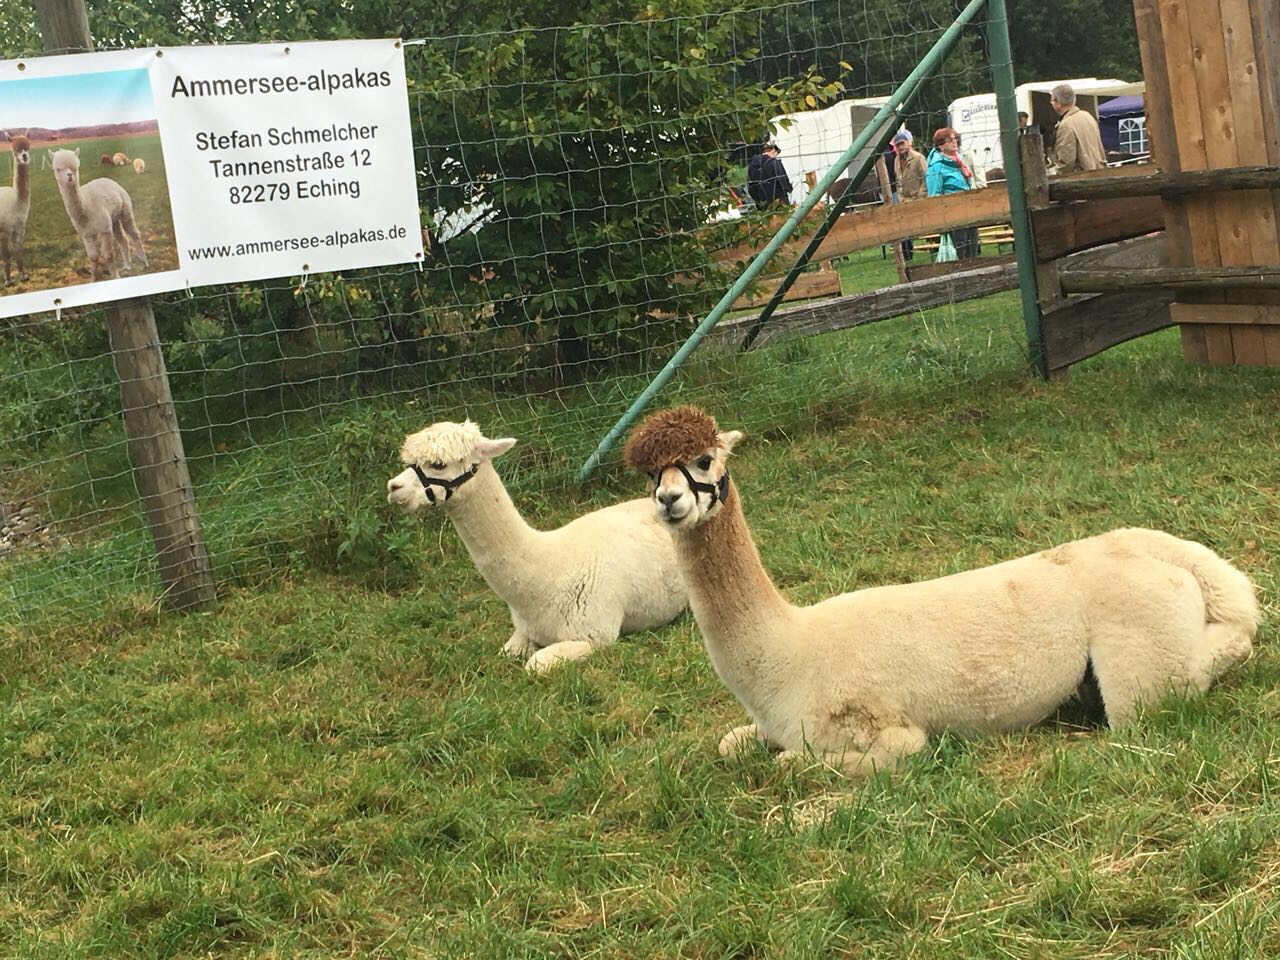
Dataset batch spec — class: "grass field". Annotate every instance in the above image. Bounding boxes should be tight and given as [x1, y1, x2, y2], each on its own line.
[0, 132, 177, 294]
[3, 280, 1280, 957]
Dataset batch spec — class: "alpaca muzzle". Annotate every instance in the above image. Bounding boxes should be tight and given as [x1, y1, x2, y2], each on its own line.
[410, 462, 478, 503]
[653, 464, 729, 517]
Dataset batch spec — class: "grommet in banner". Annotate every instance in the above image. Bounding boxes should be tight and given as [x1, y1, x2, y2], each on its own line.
[16, 62, 25, 72]
[284, 46, 292, 55]
[395, 40, 402, 49]
[155, 50, 164, 58]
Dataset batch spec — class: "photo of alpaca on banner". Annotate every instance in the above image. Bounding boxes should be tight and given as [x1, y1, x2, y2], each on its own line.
[0, 66, 176, 295]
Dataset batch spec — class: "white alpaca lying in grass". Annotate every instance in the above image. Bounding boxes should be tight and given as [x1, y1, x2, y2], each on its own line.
[387, 419, 688, 673]
[50, 148, 148, 282]
[624, 406, 1258, 775]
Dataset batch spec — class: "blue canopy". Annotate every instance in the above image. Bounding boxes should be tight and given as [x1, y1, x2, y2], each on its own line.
[1098, 95, 1146, 152]
[1099, 95, 1144, 118]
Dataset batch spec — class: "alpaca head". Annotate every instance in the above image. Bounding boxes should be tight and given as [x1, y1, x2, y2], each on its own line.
[624, 405, 742, 530]
[50, 149, 80, 189]
[387, 419, 516, 513]
[7, 135, 30, 167]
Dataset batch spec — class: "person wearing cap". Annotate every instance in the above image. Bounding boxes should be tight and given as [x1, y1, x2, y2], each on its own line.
[1049, 82, 1106, 174]
[893, 129, 926, 260]
[746, 142, 793, 209]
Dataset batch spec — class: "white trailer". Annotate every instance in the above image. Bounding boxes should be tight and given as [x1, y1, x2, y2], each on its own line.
[767, 95, 893, 205]
[947, 78, 1144, 181]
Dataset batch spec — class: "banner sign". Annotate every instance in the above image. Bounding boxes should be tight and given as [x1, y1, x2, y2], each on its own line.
[0, 39, 422, 319]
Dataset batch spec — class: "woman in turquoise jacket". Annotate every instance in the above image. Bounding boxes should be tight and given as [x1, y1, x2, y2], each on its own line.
[926, 126, 980, 259]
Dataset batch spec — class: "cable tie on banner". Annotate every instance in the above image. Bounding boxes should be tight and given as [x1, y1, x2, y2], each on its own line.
[299, 264, 310, 291]
[54, 298, 61, 323]
[185, 278, 193, 298]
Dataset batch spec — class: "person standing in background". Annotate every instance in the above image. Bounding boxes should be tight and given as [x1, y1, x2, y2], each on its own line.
[926, 126, 980, 259]
[893, 130, 926, 261]
[1049, 82, 1106, 173]
[746, 142, 793, 208]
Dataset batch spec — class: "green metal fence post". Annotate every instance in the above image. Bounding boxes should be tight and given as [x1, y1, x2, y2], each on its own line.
[986, 0, 1046, 377]
[575, 0, 991, 482]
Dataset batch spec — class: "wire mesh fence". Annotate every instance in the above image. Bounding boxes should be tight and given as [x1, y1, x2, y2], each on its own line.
[0, 0, 1035, 629]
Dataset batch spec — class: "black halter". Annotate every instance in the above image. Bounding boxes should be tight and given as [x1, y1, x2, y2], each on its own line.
[653, 464, 730, 509]
[410, 462, 478, 503]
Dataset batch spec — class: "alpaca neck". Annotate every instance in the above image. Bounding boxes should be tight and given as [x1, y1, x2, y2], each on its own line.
[675, 479, 792, 638]
[443, 462, 542, 601]
[58, 177, 86, 224]
[13, 162, 27, 205]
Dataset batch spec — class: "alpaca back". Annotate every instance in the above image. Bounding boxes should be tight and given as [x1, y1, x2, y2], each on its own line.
[73, 178, 131, 232]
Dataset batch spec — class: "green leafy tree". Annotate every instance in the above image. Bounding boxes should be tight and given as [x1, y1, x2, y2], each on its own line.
[1006, 0, 1141, 82]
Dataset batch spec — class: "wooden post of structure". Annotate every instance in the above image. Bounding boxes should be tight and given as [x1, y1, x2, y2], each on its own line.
[1132, 0, 1280, 365]
[35, 0, 216, 610]
[875, 156, 909, 284]
[804, 170, 834, 273]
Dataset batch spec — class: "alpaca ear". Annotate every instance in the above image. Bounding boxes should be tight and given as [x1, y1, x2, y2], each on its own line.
[474, 437, 516, 460]
[718, 430, 744, 453]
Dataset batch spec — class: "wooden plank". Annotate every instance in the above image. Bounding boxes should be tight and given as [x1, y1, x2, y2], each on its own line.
[1181, 325, 1211, 362]
[1158, 0, 1233, 361]
[1230, 324, 1271, 364]
[716, 187, 1011, 267]
[1250, 0, 1280, 241]
[721, 261, 1019, 351]
[1169, 303, 1280, 324]
[1030, 195, 1165, 261]
[732, 270, 841, 309]
[1047, 165, 1280, 201]
[1264, 326, 1280, 363]
[1060, 266, 1280, 293]
[1134, 0, 1183, 172]
[1057, 233, 1169, 271]
[907, 254, 1015, 282]
[1041, 290, 1176, 371]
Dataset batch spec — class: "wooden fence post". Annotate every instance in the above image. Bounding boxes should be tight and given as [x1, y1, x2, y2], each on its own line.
[34, 0, 216, 610]
[874, 156, 909, 284]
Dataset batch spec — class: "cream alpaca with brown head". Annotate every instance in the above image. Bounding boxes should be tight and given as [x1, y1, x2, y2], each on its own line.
[625, 406, 1259, 775]
[388, 419, 688, 672]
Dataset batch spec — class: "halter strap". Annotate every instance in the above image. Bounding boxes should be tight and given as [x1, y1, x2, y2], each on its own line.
[653, 464, 730, 508]
[410, 462, 479, 503]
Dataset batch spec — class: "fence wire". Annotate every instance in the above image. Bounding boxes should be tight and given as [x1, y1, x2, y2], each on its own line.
[0, 0, 1034, 629]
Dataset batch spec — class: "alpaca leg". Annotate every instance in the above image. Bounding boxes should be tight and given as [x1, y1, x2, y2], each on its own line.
[1190, 622, 1254, 690]
[778, 724, 928, 777]
[1087, 625, 1199, 728]
[100, 231, 119, 279]
[121, 205, 147, 266]
[16, 226, 26, 280]
[1, 236, 10, 284]
[501, 629, 536, 659]
[718, 723, 777, 757]
[525, 639, 602, 674]
[112, 220, 132, 273]
[82, 235, 99, 282]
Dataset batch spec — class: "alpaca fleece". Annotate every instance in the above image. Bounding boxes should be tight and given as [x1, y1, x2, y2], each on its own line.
[388, 419, 689, 673]
[400, 420, 483, 467]
[624, 405, 720, 474]
[631, 404, 1259, 776]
